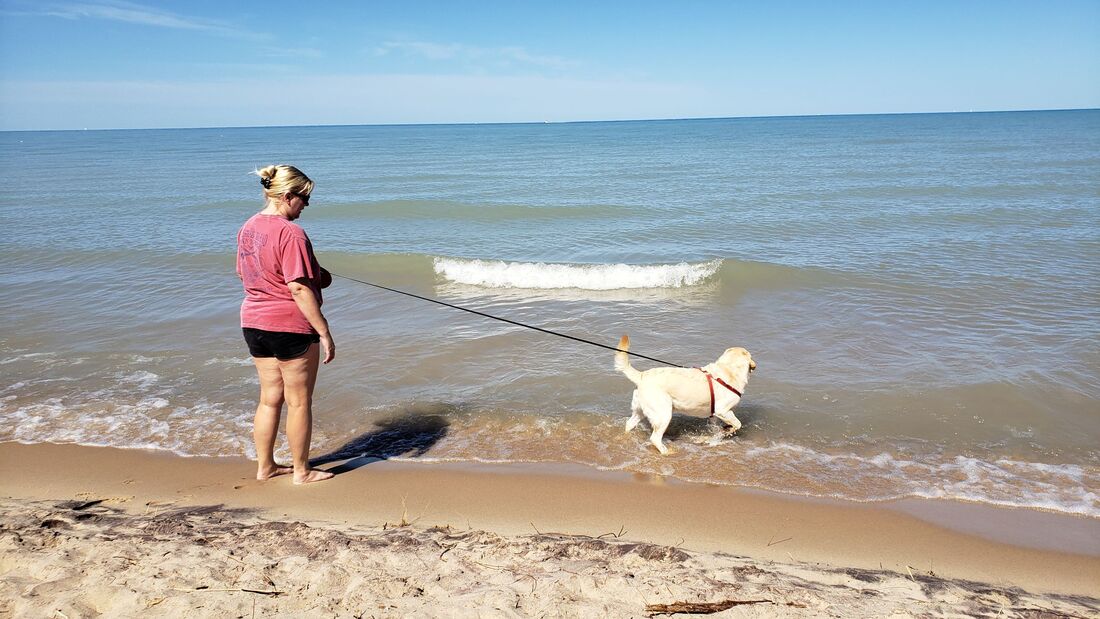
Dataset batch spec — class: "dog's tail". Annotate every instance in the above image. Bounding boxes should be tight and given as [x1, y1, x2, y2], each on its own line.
[615, 335, 643, 386]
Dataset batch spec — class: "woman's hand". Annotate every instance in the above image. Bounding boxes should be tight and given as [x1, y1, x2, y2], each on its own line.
[288, 279, 334, 364]
[320, 332, 335, 364]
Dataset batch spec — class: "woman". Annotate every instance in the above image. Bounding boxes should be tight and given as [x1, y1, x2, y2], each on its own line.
[236, 164, 335, 484]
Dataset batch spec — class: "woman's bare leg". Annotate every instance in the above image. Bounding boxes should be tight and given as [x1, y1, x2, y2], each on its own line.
[252, 357, 293, 480]
[279, 344, 334, 484]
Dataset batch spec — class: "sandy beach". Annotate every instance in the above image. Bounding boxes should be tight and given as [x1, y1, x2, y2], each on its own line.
[1, 442, 1098, 617]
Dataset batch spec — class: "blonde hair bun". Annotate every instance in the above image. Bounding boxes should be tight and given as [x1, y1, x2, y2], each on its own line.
[252, 164, 313, 200]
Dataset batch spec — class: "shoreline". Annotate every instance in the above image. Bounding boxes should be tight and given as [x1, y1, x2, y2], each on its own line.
[2, 441, 1098, 598]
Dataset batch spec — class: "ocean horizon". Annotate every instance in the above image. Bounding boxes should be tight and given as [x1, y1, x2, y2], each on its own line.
[4, 106, 1097, 133]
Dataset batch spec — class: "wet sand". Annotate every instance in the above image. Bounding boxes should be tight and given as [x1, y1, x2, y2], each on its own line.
[1, 441, 1098, 617]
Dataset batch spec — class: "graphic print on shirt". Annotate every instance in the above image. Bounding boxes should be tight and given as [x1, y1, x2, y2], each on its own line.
[238, 227, 274, 293]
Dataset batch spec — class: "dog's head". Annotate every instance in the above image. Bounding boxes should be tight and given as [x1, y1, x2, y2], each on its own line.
[716, 347, 756, 376]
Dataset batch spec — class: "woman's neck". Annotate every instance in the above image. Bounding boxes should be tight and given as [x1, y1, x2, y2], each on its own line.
[260, 202, 287, 218]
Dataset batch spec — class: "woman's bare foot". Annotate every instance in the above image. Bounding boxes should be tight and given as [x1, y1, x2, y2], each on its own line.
[257, 465, 293, 480]
[293, 468, 335, 485]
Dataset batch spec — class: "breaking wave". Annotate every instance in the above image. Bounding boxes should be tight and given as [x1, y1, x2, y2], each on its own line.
[433, 258, 722, 290]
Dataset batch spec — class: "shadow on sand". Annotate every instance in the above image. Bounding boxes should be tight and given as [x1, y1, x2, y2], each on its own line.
[309, 407, 452, 476]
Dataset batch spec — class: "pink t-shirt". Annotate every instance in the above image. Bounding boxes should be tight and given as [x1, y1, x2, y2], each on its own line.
[237, 213, 323, 334]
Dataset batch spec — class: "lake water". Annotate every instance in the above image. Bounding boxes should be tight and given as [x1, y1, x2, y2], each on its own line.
[2, 110, 1098, 516]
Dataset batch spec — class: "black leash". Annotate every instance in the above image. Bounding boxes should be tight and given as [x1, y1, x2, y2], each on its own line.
[331, 272, 686, 368]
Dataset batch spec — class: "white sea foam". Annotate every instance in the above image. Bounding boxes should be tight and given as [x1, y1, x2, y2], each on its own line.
[1, 393, 254, 459]
[736, 442, 1100, 518]
[204, 357, 255, 367]
[434, 258, 721, 290]
[0, 352, 56, 365]
[1, 382, 27, 394]
[119, 371, 160, 389]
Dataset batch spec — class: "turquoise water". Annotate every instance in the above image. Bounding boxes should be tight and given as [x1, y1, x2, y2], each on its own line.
[2, 110, 1098, 516]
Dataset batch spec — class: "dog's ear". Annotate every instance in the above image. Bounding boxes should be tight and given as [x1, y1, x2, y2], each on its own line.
[718, 347, 754, 372]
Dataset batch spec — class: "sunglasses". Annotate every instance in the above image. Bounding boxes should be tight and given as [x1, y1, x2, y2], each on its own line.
[292, 192, 310, 206]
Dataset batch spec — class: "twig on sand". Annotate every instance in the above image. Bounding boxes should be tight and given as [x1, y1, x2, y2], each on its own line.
[598, 525, 628, 539]
[767, 536, 792, 547]
[906, 565, 917, 582]
[171, 586, 283, 596]
[384, 495, 428, 529]
[1011, 606, 1089, 619]
[512, 572, 539, 594]
[439, 544, 455, 560]
[399, 495, 411, 527]
[531, 522, 542, 535]
[558, 567, 582, 576]
[645, 599, 774, 615]
[469, 559, 510, 571]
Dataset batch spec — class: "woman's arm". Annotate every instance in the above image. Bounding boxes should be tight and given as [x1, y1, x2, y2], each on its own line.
[288, 279, 335, 364]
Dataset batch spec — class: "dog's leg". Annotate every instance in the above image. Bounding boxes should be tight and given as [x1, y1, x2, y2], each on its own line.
[643, 391, 673, 455]
[625, 390, 643, 433]
[714, 408, 742, 434]
[650, 415, 671, 455]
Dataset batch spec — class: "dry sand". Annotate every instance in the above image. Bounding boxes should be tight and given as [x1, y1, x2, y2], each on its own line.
[2, 441, 1098, 617]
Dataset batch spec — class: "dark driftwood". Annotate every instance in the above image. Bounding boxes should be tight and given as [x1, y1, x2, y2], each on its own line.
[645, 599, 774, 615]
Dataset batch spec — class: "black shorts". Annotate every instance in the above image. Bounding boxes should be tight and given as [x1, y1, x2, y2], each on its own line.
[242, 328, 320, 360]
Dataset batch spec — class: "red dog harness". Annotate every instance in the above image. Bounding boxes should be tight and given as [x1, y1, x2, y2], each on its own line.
[697, 368, 743, 417]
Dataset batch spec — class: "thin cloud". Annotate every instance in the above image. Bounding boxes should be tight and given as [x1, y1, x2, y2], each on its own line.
[0, 73, 707, 129]
[18, 0, 267, 40]
[260, 47, 324, 60]
[376, 41, 463, 61]
[375, 40, 578, 71]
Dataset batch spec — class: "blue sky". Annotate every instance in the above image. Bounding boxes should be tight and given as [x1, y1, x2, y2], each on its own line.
[1, 0, 1098, 130]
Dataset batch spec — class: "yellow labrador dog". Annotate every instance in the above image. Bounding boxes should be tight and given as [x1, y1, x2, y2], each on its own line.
[615, 335, 756, 455]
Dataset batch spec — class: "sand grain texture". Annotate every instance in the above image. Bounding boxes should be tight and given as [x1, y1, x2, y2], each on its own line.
[3, 497, 1098, 618]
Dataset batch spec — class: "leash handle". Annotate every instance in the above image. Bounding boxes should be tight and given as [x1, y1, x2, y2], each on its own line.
[330, 272, 686, 368]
